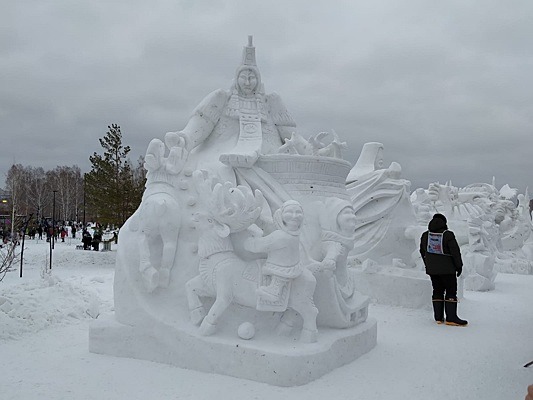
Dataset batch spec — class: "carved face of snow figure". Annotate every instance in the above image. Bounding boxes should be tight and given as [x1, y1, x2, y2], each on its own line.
[237, 69, 258, 95]
[337, 206, 356, 233]
[281, 203, 304, 231]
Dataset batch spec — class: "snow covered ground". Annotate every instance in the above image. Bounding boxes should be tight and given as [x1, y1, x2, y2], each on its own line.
[1, 239, 532, 400]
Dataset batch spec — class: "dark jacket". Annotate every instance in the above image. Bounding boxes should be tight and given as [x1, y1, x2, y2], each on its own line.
[420, 217, 463, 275]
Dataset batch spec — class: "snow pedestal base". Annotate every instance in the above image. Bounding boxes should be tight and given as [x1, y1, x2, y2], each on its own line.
[89, 314, 377, 387]
[351, 264, 433, 308]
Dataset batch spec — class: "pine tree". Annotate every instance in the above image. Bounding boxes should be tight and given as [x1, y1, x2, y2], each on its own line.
[85, 124, 144, 227]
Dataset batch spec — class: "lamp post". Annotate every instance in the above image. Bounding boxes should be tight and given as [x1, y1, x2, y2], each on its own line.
[50, 189, 57, 270]
[10, 198, 15, 241]
[19, 214, 33, 278]
[52, 190, 57, 250]
[83, 173, 86, 228]
[1, 198, 7, 232]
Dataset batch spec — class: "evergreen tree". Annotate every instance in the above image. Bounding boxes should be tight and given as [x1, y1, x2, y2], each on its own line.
[85, 124, 144, 227]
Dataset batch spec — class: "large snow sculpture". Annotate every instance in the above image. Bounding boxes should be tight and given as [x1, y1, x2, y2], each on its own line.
[90, 36, 376, 387]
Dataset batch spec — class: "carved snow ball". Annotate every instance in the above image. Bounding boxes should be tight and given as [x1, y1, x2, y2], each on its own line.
[256, 154, 351, 200]
[237, 322, 256, 340]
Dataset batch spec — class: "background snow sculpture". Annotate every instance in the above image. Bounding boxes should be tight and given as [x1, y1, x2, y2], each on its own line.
[410, 180, 533, 291]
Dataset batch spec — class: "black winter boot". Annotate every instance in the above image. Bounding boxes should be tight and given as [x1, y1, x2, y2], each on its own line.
[444, 298, 468, 326]
[432, 299, 445, 324]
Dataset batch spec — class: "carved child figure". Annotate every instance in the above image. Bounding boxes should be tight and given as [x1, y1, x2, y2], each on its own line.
[319, 199, 357, 287]
[245, 200, 304, 302]
[312, 197, 369, 328]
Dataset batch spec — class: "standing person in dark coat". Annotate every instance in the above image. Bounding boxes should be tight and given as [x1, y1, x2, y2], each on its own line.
[82, 229, 92, 250]
[92, 229, 102, 251]
[420, 213, 468, 326]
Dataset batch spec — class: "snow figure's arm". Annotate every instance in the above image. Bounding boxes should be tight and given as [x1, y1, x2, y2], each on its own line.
[144, 138, 165, 172]
[267, 92, 296, 144]
[322, 241, 341, 263]
[319, 241, 341, 272]
[177, 89, 228, 151]
[244, 230, 286, 254]
[163, 133, 189, 175]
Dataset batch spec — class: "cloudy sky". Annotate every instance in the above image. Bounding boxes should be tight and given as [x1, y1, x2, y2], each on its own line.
[1, 0, 532, 193]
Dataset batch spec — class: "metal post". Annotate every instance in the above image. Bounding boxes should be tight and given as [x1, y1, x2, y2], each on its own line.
[19, 214, 33, 278]
[83, 174, 86, 228]
[50, 189, 57, 270]
[49, 221, 52, 269]
[52, 190, 57, 250]
[10, 200, 15, 241]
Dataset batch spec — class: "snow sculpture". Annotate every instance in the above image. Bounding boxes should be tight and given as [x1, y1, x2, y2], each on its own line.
[346, 142, 417, 267]
[90, 36, 376, 387]
[466, 216, 497, 290]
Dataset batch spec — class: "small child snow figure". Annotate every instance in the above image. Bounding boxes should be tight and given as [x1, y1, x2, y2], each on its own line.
[244, 200, 304, 302]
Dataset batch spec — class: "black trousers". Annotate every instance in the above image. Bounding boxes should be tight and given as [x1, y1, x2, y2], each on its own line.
[429, 274, 457, 300]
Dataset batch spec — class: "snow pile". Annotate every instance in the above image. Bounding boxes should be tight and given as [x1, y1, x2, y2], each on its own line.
[0, 240, 116, 341]
[0, 276, 100, 340]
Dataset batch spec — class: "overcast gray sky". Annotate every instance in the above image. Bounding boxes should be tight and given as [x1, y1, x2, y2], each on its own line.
[1, 0, 532, 193]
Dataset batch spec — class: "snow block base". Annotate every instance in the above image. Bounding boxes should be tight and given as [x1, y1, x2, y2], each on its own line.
[352, 265, 433, 308]
[89, 314, 377, 387]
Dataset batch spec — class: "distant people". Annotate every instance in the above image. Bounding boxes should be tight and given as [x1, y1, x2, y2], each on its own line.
[37, 225, 43, 240]
[71, 225, 77, 239]
[12, 231, 19, 246]
[92, 229, 102, 251]
[420, 213, 468, 326]
[60, 227, 67, 242]
[82, 229, 92, 250]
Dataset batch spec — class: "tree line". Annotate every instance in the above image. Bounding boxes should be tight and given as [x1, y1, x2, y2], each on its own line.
[1, 124, 146, 230]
